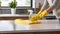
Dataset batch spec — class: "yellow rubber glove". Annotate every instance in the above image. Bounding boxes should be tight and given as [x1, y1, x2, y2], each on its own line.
[38, 10, 48, 18]
[37, 10, 42, 15]
[30, 15, 40, 21]
[30, 10, 48, 21]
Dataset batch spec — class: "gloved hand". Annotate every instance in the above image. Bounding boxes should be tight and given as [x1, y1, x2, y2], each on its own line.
[37, 10, 43, 15]
[30, 10, 48, 21]
[38, 10, 48, 18]
[30, 15, 40, 21]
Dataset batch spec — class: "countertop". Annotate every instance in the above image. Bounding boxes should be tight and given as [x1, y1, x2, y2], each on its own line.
[0, 20, 59, 33]
[0, 14, 54, 17]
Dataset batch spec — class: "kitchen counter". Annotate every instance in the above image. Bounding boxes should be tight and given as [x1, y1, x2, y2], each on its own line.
[0, 20, 59, 33]
[0, 14, 54, 17]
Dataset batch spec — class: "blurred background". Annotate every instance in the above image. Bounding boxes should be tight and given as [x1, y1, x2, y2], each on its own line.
[0, 0, 56, 20]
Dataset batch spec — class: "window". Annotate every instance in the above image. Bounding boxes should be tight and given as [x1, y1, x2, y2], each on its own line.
[1, 0, 11, 6]
[17, 0, 31, 7]
[0, 0, 33, 15]
[1, 0, 32, 7]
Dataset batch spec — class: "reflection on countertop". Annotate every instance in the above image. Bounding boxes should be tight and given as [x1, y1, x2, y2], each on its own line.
[0, 20, 59, 33]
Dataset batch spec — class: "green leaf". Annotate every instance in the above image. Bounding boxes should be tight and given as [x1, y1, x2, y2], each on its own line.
[9, 0, 17, 8]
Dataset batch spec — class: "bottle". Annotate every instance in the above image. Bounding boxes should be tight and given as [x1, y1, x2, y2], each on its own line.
[27, 10, 33, 19]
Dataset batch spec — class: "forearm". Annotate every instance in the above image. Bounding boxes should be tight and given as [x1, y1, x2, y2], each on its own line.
[46, 7, 52, 13]
[37, 1, 58, 21]
[45, 0, 58, 13]
[49, 0, 58, 11]
[41, 0, 48, 11]
[37, 0, 48, 15]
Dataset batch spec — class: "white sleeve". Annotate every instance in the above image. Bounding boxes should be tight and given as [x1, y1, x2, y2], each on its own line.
[41, 0, 49, 10]
[50, 0, 58, 10]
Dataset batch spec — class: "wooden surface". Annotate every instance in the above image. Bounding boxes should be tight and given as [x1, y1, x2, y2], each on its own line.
[0, 32, 60, 34]
[0, 17, 29, 20]
[40, 31, 60, 34]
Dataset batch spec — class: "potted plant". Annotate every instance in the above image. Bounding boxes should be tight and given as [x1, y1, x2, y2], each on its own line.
[9, 0, 17, 15]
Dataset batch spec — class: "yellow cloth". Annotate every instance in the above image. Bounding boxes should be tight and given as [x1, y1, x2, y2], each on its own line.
[14, 19, 30, 25]
[30, 10, 48, 21]
[14, 19, 41, 25]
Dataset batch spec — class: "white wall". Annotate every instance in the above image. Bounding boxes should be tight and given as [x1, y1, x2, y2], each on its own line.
[32, 0, 44, 8]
